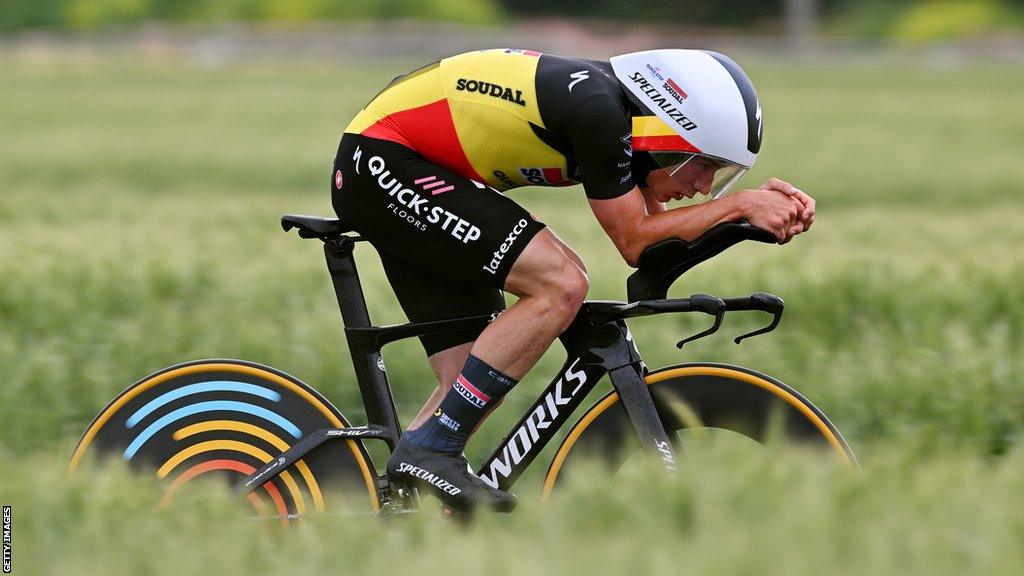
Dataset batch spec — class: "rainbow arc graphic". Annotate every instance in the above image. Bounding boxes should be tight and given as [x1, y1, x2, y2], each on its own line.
[118, 380, 321, 525]
[69, 361, 381, 523]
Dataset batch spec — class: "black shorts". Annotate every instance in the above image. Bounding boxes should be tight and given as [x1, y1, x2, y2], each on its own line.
[331, 133, 546, 356]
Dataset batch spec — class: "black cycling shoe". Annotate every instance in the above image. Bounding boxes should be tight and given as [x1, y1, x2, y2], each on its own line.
[386, 438, 517, 513]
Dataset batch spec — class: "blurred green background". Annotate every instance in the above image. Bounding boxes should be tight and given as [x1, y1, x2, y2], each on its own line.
[4, 0, 1024, 38]
[1, 1, 1023, 575]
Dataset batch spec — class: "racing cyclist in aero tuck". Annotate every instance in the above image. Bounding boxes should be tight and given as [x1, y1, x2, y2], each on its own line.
[331, 49, 816, 513]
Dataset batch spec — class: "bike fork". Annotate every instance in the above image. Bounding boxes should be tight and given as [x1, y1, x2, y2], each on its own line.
[608, 364, 679, 475]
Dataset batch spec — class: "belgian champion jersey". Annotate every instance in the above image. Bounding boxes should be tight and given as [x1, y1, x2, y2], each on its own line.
[345, 49, 636, 200]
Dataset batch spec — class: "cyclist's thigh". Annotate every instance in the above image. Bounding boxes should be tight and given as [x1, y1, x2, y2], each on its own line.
[331, 133, 545, 288]
[377, 249, 505, 357]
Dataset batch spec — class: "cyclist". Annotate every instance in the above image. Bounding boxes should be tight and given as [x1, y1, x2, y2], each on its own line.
[331, 48, 814, 512]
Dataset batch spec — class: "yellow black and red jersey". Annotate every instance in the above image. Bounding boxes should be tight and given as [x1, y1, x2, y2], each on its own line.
[345, 49, 636, 199]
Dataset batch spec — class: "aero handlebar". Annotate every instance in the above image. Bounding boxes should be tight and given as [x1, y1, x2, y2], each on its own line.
[588, 292, 784, 348]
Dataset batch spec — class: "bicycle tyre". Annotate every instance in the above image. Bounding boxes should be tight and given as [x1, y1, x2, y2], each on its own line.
[69, 359, 379, 522]
[542, 362, 856, 502]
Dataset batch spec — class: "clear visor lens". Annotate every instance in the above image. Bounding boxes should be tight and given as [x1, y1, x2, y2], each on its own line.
[649, 152, 747, 200]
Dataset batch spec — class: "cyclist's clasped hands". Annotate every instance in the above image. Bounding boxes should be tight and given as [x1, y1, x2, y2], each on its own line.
[734, 177, 816, 243]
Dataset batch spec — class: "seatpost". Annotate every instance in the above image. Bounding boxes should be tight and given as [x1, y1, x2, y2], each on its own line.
[322, 236, 402, 448]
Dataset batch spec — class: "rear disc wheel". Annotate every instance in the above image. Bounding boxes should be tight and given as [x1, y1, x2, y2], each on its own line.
[70, 359, 379, 523]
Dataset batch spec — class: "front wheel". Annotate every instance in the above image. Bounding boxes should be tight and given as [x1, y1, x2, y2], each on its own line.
[542, 363, 856, 502]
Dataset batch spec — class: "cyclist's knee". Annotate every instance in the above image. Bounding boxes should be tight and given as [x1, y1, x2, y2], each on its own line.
[560, 260, 589, 312]
[540, 257, 589, 327]
[506, 231, 589, 325]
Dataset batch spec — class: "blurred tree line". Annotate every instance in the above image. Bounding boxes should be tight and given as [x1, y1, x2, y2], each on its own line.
[0, 0, 502, 30]
[1, 0, 1022, 38]
[498, 0, 1024, 37]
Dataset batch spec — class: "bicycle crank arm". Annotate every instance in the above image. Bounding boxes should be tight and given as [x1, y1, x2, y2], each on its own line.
[234, 425, 391, 494]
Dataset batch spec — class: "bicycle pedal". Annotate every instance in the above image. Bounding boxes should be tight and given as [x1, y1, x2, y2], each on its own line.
[373, 501, 420, 521]
[373, 481, 422, 521]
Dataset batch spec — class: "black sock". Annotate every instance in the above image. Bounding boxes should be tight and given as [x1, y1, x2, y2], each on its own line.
[404, 354, 518, 453]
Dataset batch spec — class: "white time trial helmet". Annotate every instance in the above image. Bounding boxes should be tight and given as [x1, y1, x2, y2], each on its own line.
[610, 49, 763, 199]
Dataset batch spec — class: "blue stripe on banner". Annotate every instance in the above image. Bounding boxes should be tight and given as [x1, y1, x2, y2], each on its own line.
[125, 381, 282, 428]
[123, 401, 302, 460]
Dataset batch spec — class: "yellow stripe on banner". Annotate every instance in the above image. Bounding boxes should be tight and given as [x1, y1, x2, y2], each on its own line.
[173, 420, 323, 513]
[632, 115, 676, 137]
[540, 366, 851, 503]
[68, 362, 379, 510]
[157, 439, 308, 514]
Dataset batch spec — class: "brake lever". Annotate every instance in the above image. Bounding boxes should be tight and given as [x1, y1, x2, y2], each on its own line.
[676, 294, 726, 349]
[733, 292, 784, 344]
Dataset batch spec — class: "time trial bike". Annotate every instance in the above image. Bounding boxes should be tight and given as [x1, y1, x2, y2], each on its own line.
[69, 214, 857, 522]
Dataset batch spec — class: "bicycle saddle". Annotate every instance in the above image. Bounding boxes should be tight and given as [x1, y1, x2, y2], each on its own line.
[281, 214, 353, 239]
[627, 222, 776, 302]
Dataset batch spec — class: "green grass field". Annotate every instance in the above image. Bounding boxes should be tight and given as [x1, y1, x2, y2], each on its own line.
[1, 52, 1022, 575]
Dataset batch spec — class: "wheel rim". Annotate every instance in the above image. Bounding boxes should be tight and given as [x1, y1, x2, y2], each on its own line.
[542, 364, 856, 503]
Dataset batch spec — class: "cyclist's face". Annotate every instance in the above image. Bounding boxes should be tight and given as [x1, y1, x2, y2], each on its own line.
[644, 158, 719, 203]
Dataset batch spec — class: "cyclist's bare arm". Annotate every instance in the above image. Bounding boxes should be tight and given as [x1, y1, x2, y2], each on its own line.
[643, 188, 667, 216]
[589, 186, 742, 266]
[589, 184, 807, 266]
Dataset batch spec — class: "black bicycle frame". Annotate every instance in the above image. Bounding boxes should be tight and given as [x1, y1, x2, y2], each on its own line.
[239, 215, 786, 499]
[237, 233, 679, 497]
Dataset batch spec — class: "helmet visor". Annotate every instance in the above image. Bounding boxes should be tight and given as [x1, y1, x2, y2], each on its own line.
[648, 152, 746, 200]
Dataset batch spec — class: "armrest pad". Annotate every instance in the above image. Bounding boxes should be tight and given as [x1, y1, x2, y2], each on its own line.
[626, 222, 776, 302]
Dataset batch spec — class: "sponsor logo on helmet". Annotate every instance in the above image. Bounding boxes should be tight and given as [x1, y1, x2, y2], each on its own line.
[664, 78, 688, 103]
[334, 169, 344, 189]
[627, 71, 697, 131]
[482, 218, 530, 275]
[455, 78, 527, 106]
[395, 462, 463, 495]
[645, 63, 665, 81]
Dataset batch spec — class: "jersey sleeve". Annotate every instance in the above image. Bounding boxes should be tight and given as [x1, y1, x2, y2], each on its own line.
[564, 95, 635, 200]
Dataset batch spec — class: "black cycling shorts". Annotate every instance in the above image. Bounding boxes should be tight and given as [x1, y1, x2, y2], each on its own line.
[331, 133, 546, 356]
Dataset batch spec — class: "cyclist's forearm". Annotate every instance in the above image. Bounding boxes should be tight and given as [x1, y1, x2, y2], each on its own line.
[637, 195, 745, 247]
[589, 189, 746, 267]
